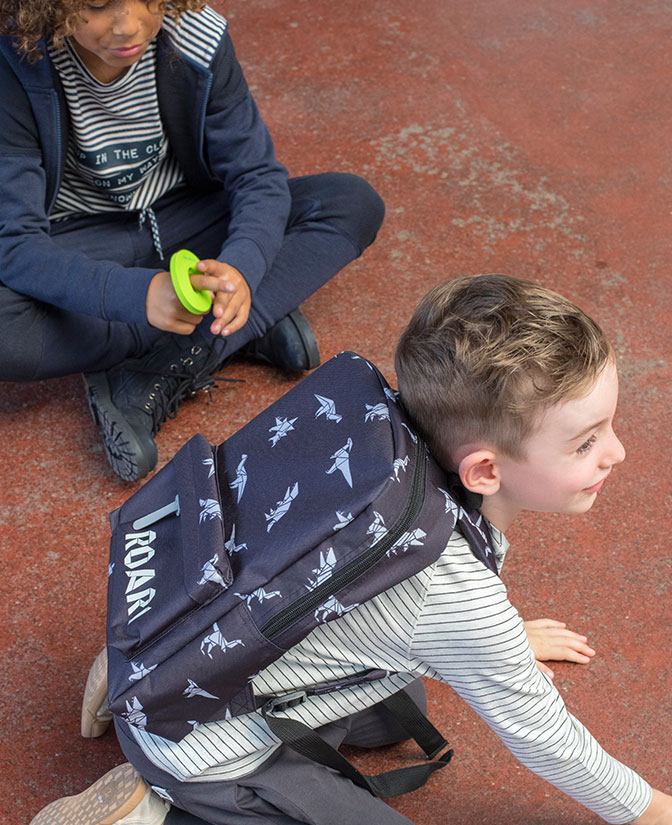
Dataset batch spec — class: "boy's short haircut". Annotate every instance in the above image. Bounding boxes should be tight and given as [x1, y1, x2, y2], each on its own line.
[395, 274, 612, 469]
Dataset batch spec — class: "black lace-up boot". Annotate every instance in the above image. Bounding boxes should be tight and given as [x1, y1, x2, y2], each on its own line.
[240, 307, 320, 371]
[84, 337, 227, 482]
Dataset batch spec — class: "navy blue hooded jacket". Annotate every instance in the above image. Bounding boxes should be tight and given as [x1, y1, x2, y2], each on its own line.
[0, 17, 291, 324]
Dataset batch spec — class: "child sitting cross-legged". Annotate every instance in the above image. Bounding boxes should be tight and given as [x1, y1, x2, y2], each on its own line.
[0, 0, 384, 482]
[30, 274, 671, 825]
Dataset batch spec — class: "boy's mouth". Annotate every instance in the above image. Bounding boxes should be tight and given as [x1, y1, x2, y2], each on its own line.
[583, 476, 607, 494]
[109, 43, 145, 58]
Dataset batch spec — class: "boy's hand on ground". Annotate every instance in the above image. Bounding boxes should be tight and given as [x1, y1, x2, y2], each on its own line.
[523, 618, 596, 680]
[191, 260, 251, 337]
[146, 271, 206, 334]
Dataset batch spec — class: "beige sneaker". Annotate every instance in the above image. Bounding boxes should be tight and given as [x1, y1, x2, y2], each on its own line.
[29, 763, 147, 825]
[81, 647, 112, 738]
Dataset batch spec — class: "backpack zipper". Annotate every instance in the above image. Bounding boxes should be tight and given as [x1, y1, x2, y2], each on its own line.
[260, 441, 428, 640]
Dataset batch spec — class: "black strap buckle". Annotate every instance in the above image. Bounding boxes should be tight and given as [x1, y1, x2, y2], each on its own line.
[262, 691, 308, 715]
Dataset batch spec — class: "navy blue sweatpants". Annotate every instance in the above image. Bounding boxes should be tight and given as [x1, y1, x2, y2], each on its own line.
[0, 173, 384, 381]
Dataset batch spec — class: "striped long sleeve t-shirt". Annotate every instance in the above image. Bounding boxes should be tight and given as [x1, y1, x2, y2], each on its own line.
[130, 526, 651, 824]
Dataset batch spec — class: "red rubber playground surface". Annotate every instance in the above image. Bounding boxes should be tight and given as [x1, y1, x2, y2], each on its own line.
[1, 1, 670, 823]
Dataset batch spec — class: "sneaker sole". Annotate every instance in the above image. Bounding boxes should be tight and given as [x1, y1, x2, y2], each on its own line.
[81, 647, 112, 739]
[29, 764, 146, 825]
[84, 373, 157, 483]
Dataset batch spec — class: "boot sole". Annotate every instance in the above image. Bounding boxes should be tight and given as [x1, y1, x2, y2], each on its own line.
[81, 647, 112, 739]
[29, 764, 146, 825]
[84, 373, 157, 482]
[286, 308, 321, 370]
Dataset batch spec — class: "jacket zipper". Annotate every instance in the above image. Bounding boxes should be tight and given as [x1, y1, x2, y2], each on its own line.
[260, 441, 428, 640]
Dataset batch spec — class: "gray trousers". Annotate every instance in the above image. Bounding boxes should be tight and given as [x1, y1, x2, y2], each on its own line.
[116, 681, 427, 825]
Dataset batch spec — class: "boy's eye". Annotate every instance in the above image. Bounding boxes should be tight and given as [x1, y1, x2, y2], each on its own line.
[577, 434, 597, 455]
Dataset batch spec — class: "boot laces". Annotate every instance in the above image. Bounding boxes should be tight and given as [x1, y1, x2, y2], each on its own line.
[121, 345, 242, 436]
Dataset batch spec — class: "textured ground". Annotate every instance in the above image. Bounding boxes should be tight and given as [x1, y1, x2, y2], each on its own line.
[1, 1, 670, 823]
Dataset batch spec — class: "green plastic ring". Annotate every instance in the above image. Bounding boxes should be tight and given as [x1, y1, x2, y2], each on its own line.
[169, 249, 213, 315]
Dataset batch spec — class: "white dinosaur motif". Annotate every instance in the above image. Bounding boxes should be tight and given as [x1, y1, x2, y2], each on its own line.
[350, 355, 373, 370]
[401, 422, 418, 443]
[437, 487, 460, 520]
[326, 438, 353, 488]
[367, 511, 388, 544]
[459, 509, 492, 557]
[183, 678, 219, 700]
[229, 454, 248, 504]
[384, 387, 398, 403]
[200, 622, 245, 659]
[332, 510, 353, 531]
[235, 587, 282, 606]
[265, 483, 299, 532]
[386, 527, 427, 557]
[128, 661, 157, 682]
[122, 696, 146, 729]
[269, 416, 297, 447]
[305, 548, 337, 591]
[198, 553, 228, 587]
[314, 595, 359, 623]
[108, 562, 115, 577]
[151, 787, 174, 803]
[438, 488, 492, 558]
[202, 457, 215, 479]
[199, 498, 222, 523]
[225, 524, 247, 556]
[364, 402, 390, 422]
[391, 455, 410, 481]
[314, 394, 342, 423]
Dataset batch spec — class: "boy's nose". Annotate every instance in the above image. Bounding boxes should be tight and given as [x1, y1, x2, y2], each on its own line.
[111, 2, 142, 35]
[603, 430, 626, 467]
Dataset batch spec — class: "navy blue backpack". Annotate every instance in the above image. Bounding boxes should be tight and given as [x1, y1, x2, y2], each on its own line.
[106, 352, 497, 796]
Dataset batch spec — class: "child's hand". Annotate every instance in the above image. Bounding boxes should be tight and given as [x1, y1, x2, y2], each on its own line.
[146, 271, 208, 334]
[192, 260, 251, 337]
[523, 618, 596, 679]
[145, 263, 252, 337]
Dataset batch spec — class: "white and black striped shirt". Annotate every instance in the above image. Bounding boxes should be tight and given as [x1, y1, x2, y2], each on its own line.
[47, 7, 228, 220]
[130, 527, 651, 824]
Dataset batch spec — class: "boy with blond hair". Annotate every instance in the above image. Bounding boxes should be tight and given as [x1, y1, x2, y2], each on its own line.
[31, 274, 671, 825]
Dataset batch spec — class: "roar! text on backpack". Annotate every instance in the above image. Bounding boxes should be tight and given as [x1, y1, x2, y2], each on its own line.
[107, 352, 498, 797]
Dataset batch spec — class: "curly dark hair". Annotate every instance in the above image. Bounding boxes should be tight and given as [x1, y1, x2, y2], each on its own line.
[0, 0, 205, 61]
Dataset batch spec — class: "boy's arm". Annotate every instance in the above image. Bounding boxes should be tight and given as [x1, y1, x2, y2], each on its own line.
[0, 48, 161, 323]
[0, 153, 160, 324]
[0, 79, 158, 326]
[409, 543, 654, 824]
[199, 31, 292, 299]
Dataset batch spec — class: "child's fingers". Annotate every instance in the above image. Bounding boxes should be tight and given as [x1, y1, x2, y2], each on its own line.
[546, 638, 596, 663]
[220, 306, 249, 336]
[210, 291, 250, 336]
[554, 629, 594, 652]
[189, 272, 235, 296]
[524, 618, 567, 630]
[210, 288, 244, 328]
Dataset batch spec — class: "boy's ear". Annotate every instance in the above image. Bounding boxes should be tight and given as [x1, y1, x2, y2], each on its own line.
[458, 450, 501, 496]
